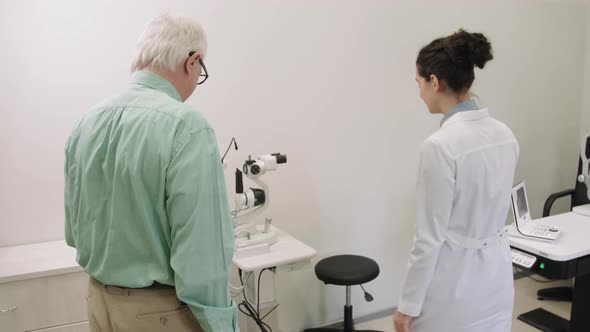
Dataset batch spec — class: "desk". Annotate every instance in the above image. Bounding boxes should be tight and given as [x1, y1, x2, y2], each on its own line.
[508, 212, 590, 332]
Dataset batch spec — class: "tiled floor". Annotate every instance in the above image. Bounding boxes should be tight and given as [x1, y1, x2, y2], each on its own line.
[360, 277, 572, 332]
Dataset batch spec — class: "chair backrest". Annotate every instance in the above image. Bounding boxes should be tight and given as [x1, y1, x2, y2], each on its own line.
[573, 135, 590, 207]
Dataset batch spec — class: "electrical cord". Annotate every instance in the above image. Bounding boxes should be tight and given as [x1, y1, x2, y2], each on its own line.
[238, 268, 278, 332]
[221, 137, 238, 163]
[513, 266, 555, 283]
[238, 301, 272, 332]
[257, 268, 272, 315]
[238, 270, 272, 332]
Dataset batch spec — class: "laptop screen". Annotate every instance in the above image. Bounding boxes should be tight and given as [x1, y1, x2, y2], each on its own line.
[516, 187, 529, 219]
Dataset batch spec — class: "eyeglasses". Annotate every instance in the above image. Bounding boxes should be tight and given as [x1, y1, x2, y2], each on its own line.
[188, 51, 208, 85]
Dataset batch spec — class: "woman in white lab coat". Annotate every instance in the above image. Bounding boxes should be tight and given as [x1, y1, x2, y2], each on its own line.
[393, 30, 519, 332]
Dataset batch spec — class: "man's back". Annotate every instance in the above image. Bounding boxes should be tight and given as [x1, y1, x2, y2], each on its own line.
[65, 71, 237, 331]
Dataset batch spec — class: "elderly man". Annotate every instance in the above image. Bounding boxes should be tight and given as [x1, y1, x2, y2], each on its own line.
[64, 13, 237, 332]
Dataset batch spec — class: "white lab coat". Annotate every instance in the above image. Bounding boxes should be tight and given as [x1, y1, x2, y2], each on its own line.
[399, 109, 519, 332]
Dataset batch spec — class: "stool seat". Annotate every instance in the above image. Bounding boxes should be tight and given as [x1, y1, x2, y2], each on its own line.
[315, 255, 380, 286]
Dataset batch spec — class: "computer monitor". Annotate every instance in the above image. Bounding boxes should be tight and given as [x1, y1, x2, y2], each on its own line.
[511, 181, 561, 239]
[516, 186, 529, 219]
[512, 182, 532, 224]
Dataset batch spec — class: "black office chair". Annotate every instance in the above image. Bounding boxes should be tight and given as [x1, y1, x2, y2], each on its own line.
[304, 255, 382, 332]
[537, 135, 590, 302]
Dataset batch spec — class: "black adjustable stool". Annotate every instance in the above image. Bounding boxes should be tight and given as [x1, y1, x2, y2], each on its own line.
[304, 255, 382, 332]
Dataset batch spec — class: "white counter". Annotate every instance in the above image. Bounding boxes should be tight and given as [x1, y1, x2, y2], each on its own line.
[0, 240, 82, 284]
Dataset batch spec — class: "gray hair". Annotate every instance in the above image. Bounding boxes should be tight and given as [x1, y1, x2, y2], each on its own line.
[130, 13, 207, 73]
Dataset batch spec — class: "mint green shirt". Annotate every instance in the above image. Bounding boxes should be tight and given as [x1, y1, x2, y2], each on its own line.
[64, 71, 238, 332]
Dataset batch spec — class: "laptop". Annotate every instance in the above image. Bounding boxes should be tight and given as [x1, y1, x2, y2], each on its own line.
[511, 182, 560, 240]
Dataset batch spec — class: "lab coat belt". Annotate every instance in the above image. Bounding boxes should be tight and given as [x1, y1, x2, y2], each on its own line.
[446, 231, 506, 249]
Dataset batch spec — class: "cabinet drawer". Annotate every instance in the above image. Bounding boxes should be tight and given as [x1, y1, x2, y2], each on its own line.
[0, 304, 18, 331]
[0, 272, 88, 331]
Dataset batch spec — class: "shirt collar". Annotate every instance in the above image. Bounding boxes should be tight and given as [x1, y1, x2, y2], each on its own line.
[129, 70, 182, 102]
[442, 108, 490, 128]
[440, 99, 479, 126]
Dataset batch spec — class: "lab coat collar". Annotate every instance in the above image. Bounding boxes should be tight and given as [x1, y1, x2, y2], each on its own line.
[441, 108, 490, 128]
[129, 70, 182, 102]
[440, 99, 479, 126]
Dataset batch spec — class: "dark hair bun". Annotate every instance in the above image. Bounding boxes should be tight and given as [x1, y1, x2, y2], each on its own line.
[445, 29, 493, 69]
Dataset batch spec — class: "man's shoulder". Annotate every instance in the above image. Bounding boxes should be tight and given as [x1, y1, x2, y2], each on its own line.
[174, 105, 211, 133]
[88, 90, 211, 132]
[89, 89, 175, 115]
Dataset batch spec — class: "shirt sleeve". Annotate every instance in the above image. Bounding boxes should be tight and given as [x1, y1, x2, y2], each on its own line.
[398, 137, 455, 317]
[64, 136, 75, 248]
[166, 127, 238, 332]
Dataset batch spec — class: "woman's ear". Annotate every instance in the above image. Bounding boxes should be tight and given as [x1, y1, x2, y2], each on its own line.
[430, 74, 439, 91]
[430, 74, 446, 92]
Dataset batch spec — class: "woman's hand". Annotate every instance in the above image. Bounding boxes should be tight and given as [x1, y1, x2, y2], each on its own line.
[393, 310, 413, 332]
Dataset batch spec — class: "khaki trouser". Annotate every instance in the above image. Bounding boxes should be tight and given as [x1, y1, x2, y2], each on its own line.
[87, 277, 204, 332]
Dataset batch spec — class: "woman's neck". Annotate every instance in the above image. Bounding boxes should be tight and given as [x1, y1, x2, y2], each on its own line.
[439, 93, 471, 115]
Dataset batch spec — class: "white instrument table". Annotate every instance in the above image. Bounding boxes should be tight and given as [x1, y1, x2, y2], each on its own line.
[233, 226, 316, 272]
[507, 212, 590, 261]
[508, 212, 590, 332]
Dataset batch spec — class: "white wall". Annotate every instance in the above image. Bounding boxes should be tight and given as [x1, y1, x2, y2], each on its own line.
[1, 0, 588, 330]
[582, 4, 590, 137]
